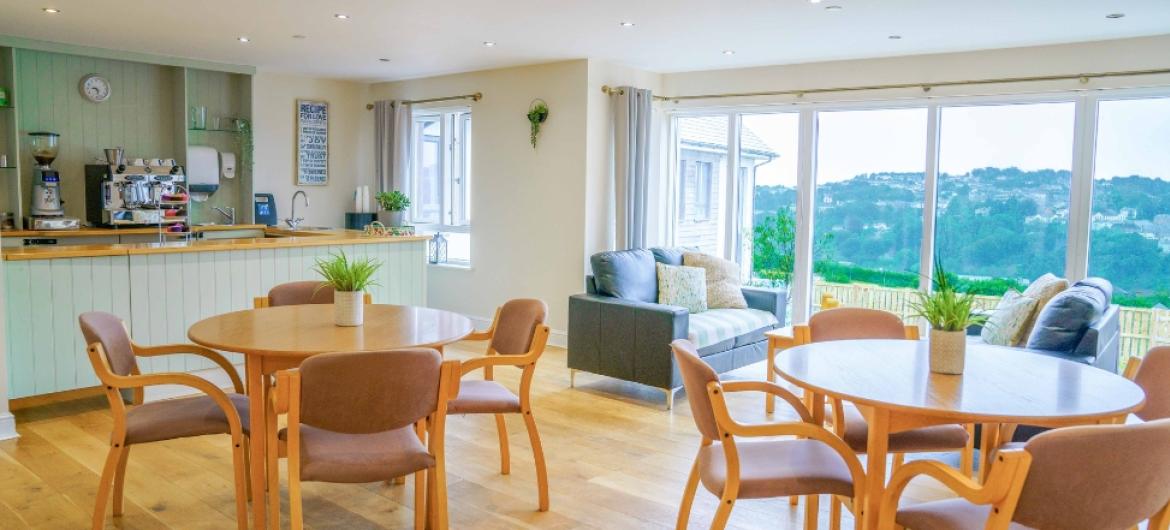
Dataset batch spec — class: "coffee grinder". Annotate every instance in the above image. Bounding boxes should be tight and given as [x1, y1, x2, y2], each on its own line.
[28, 132, 79, 229]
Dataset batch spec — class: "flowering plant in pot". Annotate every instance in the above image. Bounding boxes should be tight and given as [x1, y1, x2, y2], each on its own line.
[909, 259, 988, 374]
[313, 251, 381, 326]
[375, 190, 411, 227]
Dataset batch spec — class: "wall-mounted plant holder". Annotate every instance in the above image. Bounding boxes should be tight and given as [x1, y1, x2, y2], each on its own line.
[527, 99, 549, 149]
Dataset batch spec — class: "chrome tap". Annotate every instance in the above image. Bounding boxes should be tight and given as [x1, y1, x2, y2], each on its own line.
[286, 191, 308, 229]
[211, 206, 235, 225]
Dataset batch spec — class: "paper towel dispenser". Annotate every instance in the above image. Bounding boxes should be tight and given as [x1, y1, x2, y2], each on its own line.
[187, 145, 220, 194]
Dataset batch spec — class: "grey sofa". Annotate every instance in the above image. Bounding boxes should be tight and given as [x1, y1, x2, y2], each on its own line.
[567, 248, 787, 409]
[967, 277, 1121, 374]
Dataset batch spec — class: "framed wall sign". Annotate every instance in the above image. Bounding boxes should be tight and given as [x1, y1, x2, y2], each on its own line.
[296, 99, 329, 185]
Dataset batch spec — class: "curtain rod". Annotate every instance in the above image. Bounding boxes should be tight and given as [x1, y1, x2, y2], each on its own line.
[366, 92, 482, 110]
[602, 68, 1170, 102]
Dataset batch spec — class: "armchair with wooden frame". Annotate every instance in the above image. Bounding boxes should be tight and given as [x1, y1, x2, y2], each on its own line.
[268, 349, 461, 530]
[253, 280, 373, 308]
[671, 339, 866, 530]
[447, 298, 551, 511]
[878, 419, 1170, 530]
[78, 311, 250, 530]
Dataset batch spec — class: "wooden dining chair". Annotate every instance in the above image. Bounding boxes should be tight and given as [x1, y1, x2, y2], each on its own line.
[253, 280, 373, 308]
[447, 298, 552, 511]
[1124, 346, 1170, 423]
[878, 419, 1170, 530]
[78, 311, 250, 530]
[671, 339, 866, 530]
[269, 349, 460, 530]
[790, 307, 974, 524]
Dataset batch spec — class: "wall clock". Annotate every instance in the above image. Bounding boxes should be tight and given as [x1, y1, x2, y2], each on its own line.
[79, 74, 112, 103]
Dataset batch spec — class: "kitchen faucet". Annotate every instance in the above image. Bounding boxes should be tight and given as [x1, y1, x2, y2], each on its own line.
[211, 206, 235, 225]
[286, 190, 308, 229]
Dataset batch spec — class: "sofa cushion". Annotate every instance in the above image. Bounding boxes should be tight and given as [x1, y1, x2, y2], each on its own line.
[684, 252, 749, 309]
[1019, 273, 1069, 344]
[981, 290, 1038, 346]
[688, 308, 779, 349]
[590, 249, 657, 302]
[657, 263, 708, 314]
[650, 247, 696, 266]
[1026, 278, 1112, 353]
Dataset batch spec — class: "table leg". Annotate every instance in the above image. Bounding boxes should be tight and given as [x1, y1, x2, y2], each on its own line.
[862, 407, 890, 530]
[245, 357, 268, 530]
[766, 338, 776, 414]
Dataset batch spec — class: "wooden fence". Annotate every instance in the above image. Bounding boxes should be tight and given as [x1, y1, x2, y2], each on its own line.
[815, 280, 1170, 364]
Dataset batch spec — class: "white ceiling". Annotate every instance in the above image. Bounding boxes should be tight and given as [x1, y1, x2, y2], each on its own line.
[1, 0, 1169, 82]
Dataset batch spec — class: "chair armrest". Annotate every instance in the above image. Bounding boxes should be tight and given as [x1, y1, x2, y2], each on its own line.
[461, 355, 530, 375]
[720, 380, 812, 422]
[131, 342, 244, 394]
[876, 449, 1032, 530]
[104, 370, 247, 436]
[742, 286, 788, 325]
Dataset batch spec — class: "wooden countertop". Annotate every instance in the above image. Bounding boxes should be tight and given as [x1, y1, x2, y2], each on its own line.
[1, 224, 269, 238]
[2, 227, 430, 261]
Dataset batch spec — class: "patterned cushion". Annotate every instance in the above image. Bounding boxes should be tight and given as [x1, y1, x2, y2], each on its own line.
[683, 252, 748, 309]
[657, 263, 707, 314]
[981, 290, 1039, 346]
[688, 309, 779, 349]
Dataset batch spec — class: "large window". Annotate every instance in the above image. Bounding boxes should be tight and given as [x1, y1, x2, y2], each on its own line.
[1089, 97, 1170, 311]
[740, 113, 799, 284]
[411, 107, 471, 264]
[813, 108, 927, 313]
[674, 115, 729, 255]
[935, 102, 1075, 297]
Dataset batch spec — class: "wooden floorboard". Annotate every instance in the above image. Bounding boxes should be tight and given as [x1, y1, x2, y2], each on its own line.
[2, 341, 960, 529]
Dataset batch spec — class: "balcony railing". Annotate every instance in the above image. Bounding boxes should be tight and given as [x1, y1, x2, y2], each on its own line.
[814, 280, 1170, 366]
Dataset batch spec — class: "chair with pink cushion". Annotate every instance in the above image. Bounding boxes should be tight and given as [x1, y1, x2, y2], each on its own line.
[879, 419, 1170, 530]
[253, 280, 372, 308]
[78, 311, 250, 530]
[447, 298, 552, 511]
[671, 338, 866, 530]
[1124, 346, 1170, 423]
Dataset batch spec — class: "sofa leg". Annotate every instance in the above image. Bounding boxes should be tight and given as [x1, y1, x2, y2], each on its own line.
[664, 387, 678, 411]
[570, 369, 577, 388]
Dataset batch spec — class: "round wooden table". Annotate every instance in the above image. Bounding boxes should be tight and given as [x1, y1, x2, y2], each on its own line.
[774, 339, 1145, 530]
[189, 304, 474, 530]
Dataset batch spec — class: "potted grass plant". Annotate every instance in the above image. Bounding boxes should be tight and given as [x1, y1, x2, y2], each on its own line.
[375, 190, 411, 227]
[909, 258, 989, 374]
[313, 251, 382, 326]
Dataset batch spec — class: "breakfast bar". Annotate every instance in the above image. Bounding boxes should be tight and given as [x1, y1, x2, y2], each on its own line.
[2, 228, 429, 401]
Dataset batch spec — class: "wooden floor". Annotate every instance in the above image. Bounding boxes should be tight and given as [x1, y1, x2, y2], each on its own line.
[0, 342, 959, 529]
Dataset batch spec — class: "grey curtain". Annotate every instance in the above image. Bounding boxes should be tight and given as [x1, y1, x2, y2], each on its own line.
[612, 86, 652, 249]
[373, 100, 412, 194]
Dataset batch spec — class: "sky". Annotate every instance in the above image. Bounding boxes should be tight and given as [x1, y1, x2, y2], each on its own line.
[740, 97, 1170, 187]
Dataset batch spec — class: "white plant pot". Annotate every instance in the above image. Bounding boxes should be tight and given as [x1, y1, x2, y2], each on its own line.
[334, 291, 364, 327]
[929, 328, 967, 375]
[377, 210, 405, 227]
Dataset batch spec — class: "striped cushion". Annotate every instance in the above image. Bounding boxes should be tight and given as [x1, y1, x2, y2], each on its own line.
[687, 308, 779, 349]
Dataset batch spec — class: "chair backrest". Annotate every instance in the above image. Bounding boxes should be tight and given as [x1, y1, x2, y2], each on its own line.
[298, 349, 442, 434]
[268, 281, 335, 306]
[1012, 419, 1170, 529]
[670, 339, 721, 441]
[807, 307, 906, 342]
[490, 299, 548, 355]
[79, 311, 139, 377]
[1135, 346, 1170, 421]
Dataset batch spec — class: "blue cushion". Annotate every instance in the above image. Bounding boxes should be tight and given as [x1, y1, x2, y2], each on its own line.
[590, 249, 657, 303]
[650, 247, 697, 266]
[1026, 277, 1112, 353]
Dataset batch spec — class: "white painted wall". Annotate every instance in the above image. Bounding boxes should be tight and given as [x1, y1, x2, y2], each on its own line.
[368, 60, 592, 340]
[251, 73, 372, 228]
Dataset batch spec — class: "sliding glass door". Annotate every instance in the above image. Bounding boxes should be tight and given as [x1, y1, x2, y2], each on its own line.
[674, 115, 730, 256]
[739, 113, 799, 284]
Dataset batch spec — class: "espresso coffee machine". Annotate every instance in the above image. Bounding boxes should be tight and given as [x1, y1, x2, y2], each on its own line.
[28, 132, 80, 230]
[85, 162, 188, 226]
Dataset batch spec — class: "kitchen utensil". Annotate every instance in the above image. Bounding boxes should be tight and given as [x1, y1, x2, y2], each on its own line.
[104, 148, 124, 166]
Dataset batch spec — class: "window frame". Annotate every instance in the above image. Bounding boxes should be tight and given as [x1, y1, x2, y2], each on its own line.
[410, 106, 472, 266]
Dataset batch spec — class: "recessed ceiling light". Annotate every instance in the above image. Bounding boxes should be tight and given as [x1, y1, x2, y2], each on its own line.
[42, 7, 60, 13]
[482, 41, 496, 47]
[378, 58, 391, 62]
[825, 5, 844, 11]
[722, 49, 736, 56]
[1105, 13, 1125, 19]
[237, 36, 250, 43]
[292, 34, 307, 39]
[334, 13, 350, 19]
[809, 0, 823, 3]
[888, 35, 902, 40]
[619, 21, 635, 27]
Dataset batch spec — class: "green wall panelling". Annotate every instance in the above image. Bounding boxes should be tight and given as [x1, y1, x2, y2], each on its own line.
[0, 46, 20, 225]
[185, 69, 253, 225]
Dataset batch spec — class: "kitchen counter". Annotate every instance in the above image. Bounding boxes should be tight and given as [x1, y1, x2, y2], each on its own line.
[2, 227, 430, 261]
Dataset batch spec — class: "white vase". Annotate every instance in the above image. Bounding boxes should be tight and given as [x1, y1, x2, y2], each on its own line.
[377, 210, 405, 227]
[334, 291, 364, 327]
[929, 328, 967, 375]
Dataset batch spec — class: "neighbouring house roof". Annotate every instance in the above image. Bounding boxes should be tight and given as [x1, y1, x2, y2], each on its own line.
[678, 116, 779, 160]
